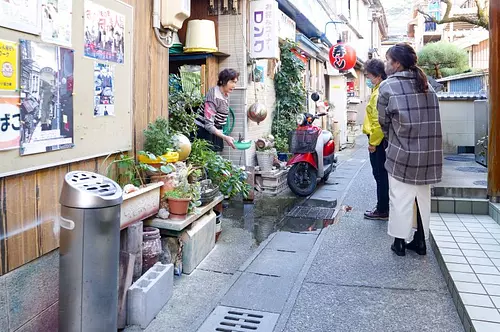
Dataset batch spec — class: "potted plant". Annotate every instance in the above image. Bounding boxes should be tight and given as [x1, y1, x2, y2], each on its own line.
[164, 166, 201, 219]
[255, 135, 277, 172]
[139, 117, 180, 167]
[101, 153, 164, 229]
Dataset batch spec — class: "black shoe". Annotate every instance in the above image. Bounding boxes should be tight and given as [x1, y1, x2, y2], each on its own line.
[391, 238, 406, 256]
[407, 231, 427, 255]
[364, 209, 389, 221]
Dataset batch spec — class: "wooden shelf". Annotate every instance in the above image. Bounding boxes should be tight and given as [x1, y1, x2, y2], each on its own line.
[145, 195, 224, 231]
[169, 52, 230, 62]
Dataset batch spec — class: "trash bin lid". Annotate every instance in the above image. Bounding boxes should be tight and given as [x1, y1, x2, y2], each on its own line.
[60, 171, 123, 209]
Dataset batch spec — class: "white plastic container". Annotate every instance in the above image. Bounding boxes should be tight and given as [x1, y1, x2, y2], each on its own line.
[161, 0, 190, 30]
[184, 20, 218, 53]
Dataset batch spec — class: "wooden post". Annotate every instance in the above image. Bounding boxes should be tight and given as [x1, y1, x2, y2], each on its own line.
[488, 1, 500, 202]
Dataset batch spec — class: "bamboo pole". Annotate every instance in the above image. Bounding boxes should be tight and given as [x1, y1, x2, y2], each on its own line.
[488, 1, 500, 202]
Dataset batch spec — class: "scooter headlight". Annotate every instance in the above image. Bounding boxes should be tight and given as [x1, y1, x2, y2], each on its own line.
[296, 114, 305, 125]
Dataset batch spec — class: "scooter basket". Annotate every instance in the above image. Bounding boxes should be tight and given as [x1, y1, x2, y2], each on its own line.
[289, 130, 319, 154]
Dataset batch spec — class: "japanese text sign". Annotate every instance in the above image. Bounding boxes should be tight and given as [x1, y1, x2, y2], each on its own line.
[0, 40, 18, 91]
[250, 0, 279, 59]
[0, 96, 21, 151]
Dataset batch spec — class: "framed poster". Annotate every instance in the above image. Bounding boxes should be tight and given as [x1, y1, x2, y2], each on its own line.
[19, 39, 74, 156]
[0, 0, 42, 35]
[84, 0, 125, 64]
[93, 62, 115, 117]
[41, 0, 73, 47]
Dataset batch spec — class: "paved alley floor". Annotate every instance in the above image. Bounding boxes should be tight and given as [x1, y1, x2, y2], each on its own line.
[127, 136, 463, 332]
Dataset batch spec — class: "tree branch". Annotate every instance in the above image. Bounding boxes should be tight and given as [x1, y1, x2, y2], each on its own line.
[417, 0, 489, 30]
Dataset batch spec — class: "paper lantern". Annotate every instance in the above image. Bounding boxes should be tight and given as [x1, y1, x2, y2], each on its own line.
[329, 42, 356, 71]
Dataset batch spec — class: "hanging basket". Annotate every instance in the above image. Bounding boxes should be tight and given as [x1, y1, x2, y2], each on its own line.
[256, 149, 275, 172]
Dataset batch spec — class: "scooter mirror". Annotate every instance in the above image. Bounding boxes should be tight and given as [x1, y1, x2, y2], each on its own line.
[311, 92, 320, 102]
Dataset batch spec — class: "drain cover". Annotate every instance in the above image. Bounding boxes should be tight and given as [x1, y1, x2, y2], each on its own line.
[287, 206, 336, 220]
[197, 306, 279, 332]
[456, 166, 487, 173]
[474, 180, 488, 186]
[445, 155, 474, 162]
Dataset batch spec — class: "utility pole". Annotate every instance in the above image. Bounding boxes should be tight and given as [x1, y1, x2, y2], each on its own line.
[488, 0, 499, 202]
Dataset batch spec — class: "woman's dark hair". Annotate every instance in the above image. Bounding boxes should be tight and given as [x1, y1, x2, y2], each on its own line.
[386, 43, 429, 93]
[364, 59, 387, 80]
[217, 68, 240, 86]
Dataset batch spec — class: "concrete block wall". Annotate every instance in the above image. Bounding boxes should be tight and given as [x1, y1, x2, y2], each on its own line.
[0, 250, 58, 332]
[127, 263, 174, 328]
[439, 100, 475, 154]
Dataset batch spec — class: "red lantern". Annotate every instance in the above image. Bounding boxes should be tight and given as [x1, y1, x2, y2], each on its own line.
[329, 42, 356, 71]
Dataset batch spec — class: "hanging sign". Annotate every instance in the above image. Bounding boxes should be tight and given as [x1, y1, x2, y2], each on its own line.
[329, 42, 357, 71]
[277, 10, 295, 41]
[250, 0, 279, 59]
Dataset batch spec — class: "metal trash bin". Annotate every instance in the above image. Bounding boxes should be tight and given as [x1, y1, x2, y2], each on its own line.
[59, 171, 123, 332]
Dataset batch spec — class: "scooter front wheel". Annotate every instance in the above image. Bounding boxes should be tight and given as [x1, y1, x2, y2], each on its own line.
[287, 162, 318, 197]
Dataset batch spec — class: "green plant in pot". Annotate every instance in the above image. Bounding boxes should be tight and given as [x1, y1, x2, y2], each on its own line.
[164, 164, 202, 219]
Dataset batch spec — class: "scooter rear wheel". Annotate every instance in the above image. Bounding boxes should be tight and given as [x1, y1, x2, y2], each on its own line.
[287, 163, 317, 197]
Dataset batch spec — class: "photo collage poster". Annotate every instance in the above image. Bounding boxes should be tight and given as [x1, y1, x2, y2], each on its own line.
[19, 39, 74, 156]
[93, 62, 115, 117]
[84, 0, 125, 64]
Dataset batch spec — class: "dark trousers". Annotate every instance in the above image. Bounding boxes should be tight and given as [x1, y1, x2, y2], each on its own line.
[369, 140, 389, 213]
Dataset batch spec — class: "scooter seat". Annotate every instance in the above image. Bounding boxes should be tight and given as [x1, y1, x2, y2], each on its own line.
[321, 130, 333, 145]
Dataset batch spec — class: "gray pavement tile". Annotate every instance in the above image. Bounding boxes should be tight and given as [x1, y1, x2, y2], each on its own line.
[487, 251, 500, 259]
[221, 272, 294, 313]
[466, 305, 500, 323]
[484, 284, 500, 296]
[491, 296, 500, 309]
[472, 320, 500, 332]
[466, 257, 494, 266]
[455, 281, 487, 294]
[477, 239, 500, 245]
[450, 271, 480, 283]
[245, 249, 308, 278]
[459, 293, 495, 308]
[481, 244, 500, 252]
[477, 274, 500, 286]
[471, 265, 500, 275]
[440, 248, 464, 256]
[283, 283, 463, 332]
[455, 237, 478, 244]
[462, 250, 488, 258]
[437, 241, 460, 249]
[443, 255, 469, 264]
[447, 263, 474, 273]
[266, 232, 317, 253]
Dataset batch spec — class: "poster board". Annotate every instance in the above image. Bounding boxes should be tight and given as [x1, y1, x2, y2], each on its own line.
[0, 0, 133, 177]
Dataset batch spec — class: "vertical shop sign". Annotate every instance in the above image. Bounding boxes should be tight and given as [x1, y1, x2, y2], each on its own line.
[250, 0, 278, 59]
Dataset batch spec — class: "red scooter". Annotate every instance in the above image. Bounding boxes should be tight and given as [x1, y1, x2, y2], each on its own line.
[287, 94, 337, 197]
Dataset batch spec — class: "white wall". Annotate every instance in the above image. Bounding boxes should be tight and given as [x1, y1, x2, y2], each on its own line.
[245, 60, 276, 166]
[328, 75, 348, 146]
[439, 100, 476, 153]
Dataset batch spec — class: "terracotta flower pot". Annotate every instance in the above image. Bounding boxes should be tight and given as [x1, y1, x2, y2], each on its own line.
[150, 173, 177, 197]
[167, 197, 191, 219]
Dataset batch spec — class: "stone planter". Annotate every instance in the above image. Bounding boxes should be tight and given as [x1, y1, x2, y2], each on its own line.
[121, 182, 163, 229]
